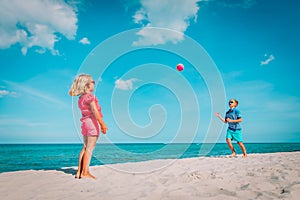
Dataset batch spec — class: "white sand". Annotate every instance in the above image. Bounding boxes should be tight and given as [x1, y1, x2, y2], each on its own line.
[0, 152, 299, 200]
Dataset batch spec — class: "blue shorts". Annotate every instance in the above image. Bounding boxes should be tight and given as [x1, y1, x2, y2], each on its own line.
[226, 129, 243, 142]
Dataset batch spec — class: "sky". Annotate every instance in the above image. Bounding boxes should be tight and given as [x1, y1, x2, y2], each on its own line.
[0, 0, 300, 144]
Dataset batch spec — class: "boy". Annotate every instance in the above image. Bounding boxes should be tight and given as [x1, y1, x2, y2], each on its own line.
[215, 99, 247, 157]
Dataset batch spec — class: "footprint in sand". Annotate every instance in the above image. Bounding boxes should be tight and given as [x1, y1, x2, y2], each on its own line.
[188, 171, 202, 180]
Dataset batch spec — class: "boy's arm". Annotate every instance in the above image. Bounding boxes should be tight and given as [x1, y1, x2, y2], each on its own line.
[226, 118, 242, 123]
[215, 112, 227, 123]
[90, 101, 108, 134]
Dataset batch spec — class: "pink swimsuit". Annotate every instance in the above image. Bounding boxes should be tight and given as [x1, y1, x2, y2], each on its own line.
[78, 93, 103, 136]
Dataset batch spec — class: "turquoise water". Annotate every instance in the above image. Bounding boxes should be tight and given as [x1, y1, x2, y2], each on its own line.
[0, 143, 300, 173]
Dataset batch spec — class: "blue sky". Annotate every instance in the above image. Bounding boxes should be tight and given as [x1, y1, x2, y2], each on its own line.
[0, 0, 299, 144]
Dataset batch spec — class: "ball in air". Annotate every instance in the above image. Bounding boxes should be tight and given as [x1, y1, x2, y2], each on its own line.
[176, 63, 184, 71]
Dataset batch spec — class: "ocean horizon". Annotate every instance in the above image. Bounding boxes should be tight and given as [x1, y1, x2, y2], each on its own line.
[1, 143, 300, 173]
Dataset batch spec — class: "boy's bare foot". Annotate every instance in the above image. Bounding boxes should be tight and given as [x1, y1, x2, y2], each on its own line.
[80, 172, 96, 180]
[243, 154, 248, 158]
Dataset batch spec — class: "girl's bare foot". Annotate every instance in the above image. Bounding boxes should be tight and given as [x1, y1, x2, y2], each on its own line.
[229, 152, 237, 158]
[75, 171, 81, 179]
[80, 172, 96, 180]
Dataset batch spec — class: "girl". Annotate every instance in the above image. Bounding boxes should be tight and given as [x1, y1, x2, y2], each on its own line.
[69, 74, 108, 179]
[215, 99, 247, 157]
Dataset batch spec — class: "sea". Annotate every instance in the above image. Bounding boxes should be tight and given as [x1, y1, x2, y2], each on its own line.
[1, 143, 300, 173]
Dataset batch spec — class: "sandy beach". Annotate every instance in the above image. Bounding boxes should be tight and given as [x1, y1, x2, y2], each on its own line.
[0, 151, 299, 200]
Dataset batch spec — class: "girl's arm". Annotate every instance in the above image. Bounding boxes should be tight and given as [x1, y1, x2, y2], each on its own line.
[90, 101, 108, 134]
[215, 112, 227, 123]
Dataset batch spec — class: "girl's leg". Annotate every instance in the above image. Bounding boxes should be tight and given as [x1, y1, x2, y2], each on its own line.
[226, 138, 236, 156]
[80, 136, 98, 179]
[75, 136, 88, 178]
[237, 142, 247, 157]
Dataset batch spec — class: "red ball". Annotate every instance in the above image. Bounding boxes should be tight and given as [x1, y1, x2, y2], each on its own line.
[176, 63, 184, 71]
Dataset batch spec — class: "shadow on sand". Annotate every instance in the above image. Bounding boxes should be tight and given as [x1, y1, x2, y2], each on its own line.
[56, 168, 77, 176]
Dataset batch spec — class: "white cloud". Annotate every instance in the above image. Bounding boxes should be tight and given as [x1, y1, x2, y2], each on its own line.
[261, 54, 275, 66]
[132, 0, 200, 46]
[0, 90, 18, 98]
[133, 9, 148, 24]
[115, 78, 139, 90]
[79, 37, 91, 45]
[0, 0, 78, 55]
[0, 90, 9, 97]
[3, 80, 68, 107]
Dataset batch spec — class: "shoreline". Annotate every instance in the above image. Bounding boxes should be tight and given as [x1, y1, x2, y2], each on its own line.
[1, 151, 300, 200]
[1, 143, 300, 174]
[1, 150, 300, 174]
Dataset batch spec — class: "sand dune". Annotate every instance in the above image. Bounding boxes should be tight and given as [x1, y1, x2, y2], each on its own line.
[1, 152, 299, 200]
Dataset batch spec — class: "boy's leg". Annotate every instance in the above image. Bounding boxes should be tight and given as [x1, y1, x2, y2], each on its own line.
[237, 142, 247, 157]
[226, 138, 236, 156]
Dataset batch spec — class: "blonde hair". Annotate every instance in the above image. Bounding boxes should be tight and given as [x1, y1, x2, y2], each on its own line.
[69, 74, 92, 96]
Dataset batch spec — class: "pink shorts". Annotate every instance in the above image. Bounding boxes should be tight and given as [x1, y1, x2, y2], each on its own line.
[81, 118, 100, 136]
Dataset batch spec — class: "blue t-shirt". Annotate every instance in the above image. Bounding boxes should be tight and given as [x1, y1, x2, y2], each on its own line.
[225, 108, 242, 131]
